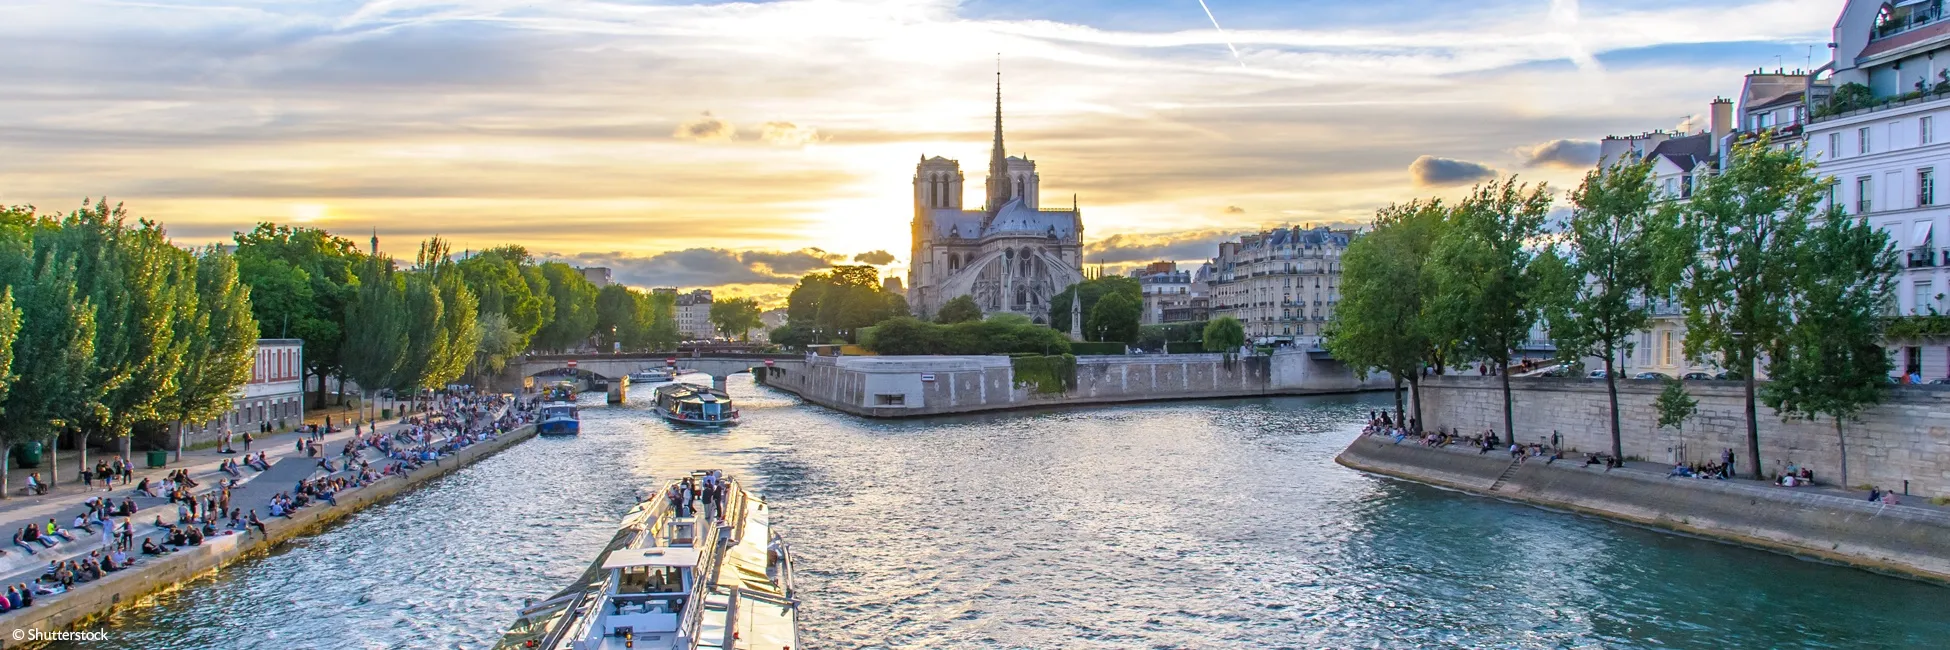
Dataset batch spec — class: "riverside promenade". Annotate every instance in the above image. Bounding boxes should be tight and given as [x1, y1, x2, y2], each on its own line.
[0, 396, 541, 646]
[1337, 433, 1950, 583]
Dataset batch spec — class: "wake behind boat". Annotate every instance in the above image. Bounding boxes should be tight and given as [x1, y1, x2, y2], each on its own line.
[654, 383, 738, 426]
[495, 470, 797, 650]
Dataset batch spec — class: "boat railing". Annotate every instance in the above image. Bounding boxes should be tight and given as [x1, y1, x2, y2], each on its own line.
[676, 479, 745, 644]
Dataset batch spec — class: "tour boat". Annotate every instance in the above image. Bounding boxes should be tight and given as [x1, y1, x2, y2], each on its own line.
[537, 382, 581, 436]
[653, 383, 739, 426]
[494, 470, 798, 650]
[631, 368, 680, 384]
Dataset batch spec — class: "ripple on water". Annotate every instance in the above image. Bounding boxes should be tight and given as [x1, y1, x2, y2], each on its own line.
[53, 384, 1950, 650]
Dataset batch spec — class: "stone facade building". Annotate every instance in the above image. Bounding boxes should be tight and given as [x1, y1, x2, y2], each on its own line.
[1207, 226, 1352, 344]
[905, 76, 1085, 322]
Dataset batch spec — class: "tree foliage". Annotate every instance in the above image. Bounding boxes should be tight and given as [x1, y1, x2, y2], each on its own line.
[1679, 135, 1824, 478]
[863, 315, 1073, 355]
[1203, 316, 1246, 358]
[1049, 276, 1140, 334]
[1428, 177, 1553, 442]
[233, 224, 360, 408]
[1761, 206, 1899, 487]
[1328, 199, 1447, 425]
[163, 245, 259, 458]
[1541, 157, 1681, 458]
[1655, 379, 1699, 431]
[935, 295, 983, 324]
[1086, 290, 1140, 343]
[785, 265, 905, 342]
[342, 256, 409, 408]
[534, 262, 599, 352]
[710, 297, 763, 340]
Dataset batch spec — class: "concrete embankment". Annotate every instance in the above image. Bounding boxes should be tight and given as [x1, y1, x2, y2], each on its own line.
[1335, 436, 1950, 584]
[763, 351, 1392, 418]
[0, 424, 538, 646]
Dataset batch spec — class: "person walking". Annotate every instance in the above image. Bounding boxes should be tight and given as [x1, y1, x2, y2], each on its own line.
[243, 430, 253, 452]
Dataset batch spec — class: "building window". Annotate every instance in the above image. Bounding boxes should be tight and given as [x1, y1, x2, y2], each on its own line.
[1858, 176, 1874, 214]
[1919, 280, 1939, 315]
[873, 394, 906, 406]
[1680, 174, 1693, 199]
[1922, 168, 1936, 207]
[1829, 132, 1842, 159]
[1924, 116, 1935, 145]
[1860, 127, 1872, 155]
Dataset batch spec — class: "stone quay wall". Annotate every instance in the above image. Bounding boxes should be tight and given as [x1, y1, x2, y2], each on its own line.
[1335, 436, 1950, 584]
[1410, 375, 1950, 498]
[0, 424, 539, 646]
[762, 350, 1391, 418]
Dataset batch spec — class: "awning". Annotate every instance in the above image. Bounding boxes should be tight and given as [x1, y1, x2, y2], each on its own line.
[601, 547, 700, 569]
[1912, 221, 1935, 248]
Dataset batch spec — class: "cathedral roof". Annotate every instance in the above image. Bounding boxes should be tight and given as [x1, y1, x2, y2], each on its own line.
[982, 197, 1078, 238]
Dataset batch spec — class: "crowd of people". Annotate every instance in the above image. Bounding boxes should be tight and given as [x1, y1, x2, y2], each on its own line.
[0, 389, 530, 607]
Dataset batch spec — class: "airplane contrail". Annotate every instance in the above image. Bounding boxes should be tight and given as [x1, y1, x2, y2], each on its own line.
[1195, 0, 1245, 68]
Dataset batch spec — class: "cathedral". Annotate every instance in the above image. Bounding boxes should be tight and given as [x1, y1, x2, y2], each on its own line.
[905, 76, 1085, 323]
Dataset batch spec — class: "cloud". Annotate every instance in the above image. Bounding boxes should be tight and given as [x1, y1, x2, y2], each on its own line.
[1224, 205, 1245, 214]
[759, 121, 822, 146]
[673, 112, 734, 141]
[1516, 139, 1600, 168]
[852, 250, 895, 265]
[551, 247, 842, 288]
[1085, 229, 1250, 264]
[1408, 156, 1499, 188]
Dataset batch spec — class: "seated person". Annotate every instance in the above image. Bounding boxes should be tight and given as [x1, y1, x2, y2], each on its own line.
[141, 538, 166, 555]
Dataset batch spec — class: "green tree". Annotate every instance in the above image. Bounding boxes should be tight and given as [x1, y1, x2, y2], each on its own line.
[935, 295, 983, 324]
[710, 297, 763, 340]
[1086, 291, 1140, 343]
[418, 239, 481, 392]
[342, 257, 409, 423]
[786, 266, 904, 342]
[233, 224, 360, 409]
[1655, 378, 1699, 433]
[1761, 206, 1899, 487]
[393, 271, 445, 402]
[1680, 136, 1823, 479]
[534, 262, 598, 352]
[1049, 276, 1141, 334]
[162, 246, 259, 461]
[48, 201, 194, 470]
[456, 245, 549, 349]
[1542, 158, 1680, 459]
[0, 209, 100, 488]
[1203, 316, 1247, 360]
[1328, 200, 1447, 426]
[472, 312, 524, 379]
[0, 287, 19, 490]
[594, 284, 638, 351]
[1429, 177, 1553, 445]
[643, 291, 681, 351]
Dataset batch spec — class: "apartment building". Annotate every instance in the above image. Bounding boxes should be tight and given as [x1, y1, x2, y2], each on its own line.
[1807, 0, 1950, 378]
[1128, 261, 1206, 325]
[1208, 226, 1352, 344]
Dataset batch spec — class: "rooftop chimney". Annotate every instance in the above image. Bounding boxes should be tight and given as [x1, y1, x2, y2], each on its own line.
[1709, 97, 1734, 156]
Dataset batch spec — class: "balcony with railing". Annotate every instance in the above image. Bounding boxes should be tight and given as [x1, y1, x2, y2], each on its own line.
[1875, 1, 1946, 41]
[1907, 246, 1950, 269]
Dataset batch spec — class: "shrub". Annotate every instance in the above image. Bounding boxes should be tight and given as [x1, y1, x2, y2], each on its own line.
[862, 316, 1072, 355]
[1011, 354, 1077, 394]
[1070, 341, 1127, 355]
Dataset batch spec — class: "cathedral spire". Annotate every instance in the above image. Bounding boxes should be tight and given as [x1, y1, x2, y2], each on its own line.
[986, 59, 1012, 214]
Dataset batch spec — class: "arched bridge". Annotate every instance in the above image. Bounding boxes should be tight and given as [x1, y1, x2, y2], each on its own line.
[503, 353, 806, 393]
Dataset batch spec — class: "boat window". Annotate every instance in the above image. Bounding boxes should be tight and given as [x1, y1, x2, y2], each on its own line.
[617, 566, 685, 594]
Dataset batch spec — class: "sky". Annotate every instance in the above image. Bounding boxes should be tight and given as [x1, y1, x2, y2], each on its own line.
[0, 0, 1841, 304]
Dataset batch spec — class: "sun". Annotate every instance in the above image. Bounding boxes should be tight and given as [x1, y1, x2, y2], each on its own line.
[290, 203, 327, 222]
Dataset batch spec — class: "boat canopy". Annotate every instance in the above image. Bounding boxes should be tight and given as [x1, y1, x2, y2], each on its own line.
[601, 547, 701, 569]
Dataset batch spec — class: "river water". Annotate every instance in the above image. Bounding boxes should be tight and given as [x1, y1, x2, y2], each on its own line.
[55, 377, 1950, 649]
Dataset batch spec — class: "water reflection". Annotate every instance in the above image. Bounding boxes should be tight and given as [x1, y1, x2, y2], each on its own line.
[56, 379, 1950, 649]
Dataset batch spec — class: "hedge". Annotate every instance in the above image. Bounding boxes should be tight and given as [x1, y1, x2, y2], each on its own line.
[1011, 354, 1077, 394]
[1069, 342, 1128, 356]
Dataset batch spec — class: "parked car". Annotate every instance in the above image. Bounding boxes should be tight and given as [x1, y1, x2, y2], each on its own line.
[1540, 367, 1569, 378]
[1587, 370, 1608, 379]
[1929, 378, 1950, 385]
[1633, 372, 1671, 381]
[1714, 370, 1743, 381]
[1681, 372, 1714, 381]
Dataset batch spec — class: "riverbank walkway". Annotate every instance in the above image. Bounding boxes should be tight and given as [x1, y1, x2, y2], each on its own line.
[0, 394, 529, 611]
[1369, 430, 1950, 517]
